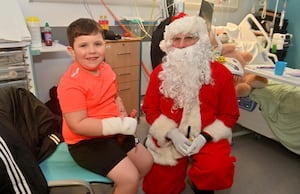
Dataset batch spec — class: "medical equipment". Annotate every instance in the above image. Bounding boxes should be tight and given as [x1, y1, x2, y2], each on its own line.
[199, 0, 214, 32]
[160, 0, 185, 19]
[272, 33, 292, 50]
[238, 96, 257, 112]
[174, 0, 185, 13]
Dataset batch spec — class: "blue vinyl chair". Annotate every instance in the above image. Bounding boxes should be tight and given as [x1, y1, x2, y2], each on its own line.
[40, 142, 113, 194]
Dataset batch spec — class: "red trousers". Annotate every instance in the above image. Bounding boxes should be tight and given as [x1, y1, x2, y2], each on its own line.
[143, 139, 236, 194]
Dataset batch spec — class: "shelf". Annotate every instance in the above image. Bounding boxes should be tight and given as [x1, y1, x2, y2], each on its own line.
[31, 43, 68, 56]
[245, 65, 300, 87]
[0, 41, 30, 49]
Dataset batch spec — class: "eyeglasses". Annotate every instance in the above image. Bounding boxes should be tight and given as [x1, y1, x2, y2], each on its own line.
[172, 34, 199, 47]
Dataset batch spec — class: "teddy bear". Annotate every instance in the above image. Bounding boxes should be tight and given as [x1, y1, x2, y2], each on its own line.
[210, 31, 269, 97]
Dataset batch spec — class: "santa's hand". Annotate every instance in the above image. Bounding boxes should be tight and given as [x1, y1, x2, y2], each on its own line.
[186, 134, 206, 156]
[167, 128, 192, 156]
[102, 117, 137, 136]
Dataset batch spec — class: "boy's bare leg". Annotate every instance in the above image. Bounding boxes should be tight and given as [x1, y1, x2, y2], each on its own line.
[127, 143, 153, 177]
[107, 157, 140, 194]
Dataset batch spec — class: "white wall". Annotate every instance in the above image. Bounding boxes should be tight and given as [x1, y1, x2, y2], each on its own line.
[16, 0, 260, 27]
[32, 51, 72, 103]
[16, 0, 160, 27]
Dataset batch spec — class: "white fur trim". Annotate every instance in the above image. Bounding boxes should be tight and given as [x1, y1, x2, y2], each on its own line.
[179, 100, 201, 139]
[203, 119, 232, 142]
[160, 16, 209, 53]
[145, 135, 182, 166]
[149, 114, 177, 147]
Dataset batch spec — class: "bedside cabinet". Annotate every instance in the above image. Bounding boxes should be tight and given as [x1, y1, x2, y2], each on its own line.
[105, 39, 141, 115]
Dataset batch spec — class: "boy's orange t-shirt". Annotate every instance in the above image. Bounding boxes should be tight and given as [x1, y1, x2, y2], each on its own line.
[57, 61, 119, 144]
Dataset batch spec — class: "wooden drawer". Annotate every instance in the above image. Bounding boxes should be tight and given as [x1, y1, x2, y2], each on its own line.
[105, 39, 141, 116]
[113, 66, 139, 83]
[118, 81, 139, 113]
[105, 41, 140, 68]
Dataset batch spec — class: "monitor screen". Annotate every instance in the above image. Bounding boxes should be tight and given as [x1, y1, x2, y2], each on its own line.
[199, 0, 214, 32]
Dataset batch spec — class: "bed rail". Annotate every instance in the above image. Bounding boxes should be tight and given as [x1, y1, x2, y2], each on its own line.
[239, 14, 278, 63]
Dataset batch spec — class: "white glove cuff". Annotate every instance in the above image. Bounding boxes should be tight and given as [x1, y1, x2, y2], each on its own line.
[203, 119, 232, 142]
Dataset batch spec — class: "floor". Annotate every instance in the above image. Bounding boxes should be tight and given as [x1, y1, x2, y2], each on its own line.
[50, 116, 300, 194]
[222, 132, 300, 194]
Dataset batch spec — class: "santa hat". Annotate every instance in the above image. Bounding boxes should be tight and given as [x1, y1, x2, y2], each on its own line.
[159, 12, 209, 52]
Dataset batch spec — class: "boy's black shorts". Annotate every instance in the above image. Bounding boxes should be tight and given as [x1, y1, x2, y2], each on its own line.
[68, 134, 136, 176]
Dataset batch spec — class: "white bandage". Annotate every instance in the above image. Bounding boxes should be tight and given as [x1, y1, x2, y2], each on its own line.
[102, 117, 124, 136]
[122, 117, 137, 135]
[101, 117, 137, 136]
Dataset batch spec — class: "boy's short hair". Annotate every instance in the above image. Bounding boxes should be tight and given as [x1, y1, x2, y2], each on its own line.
[67, 18, 103, 47]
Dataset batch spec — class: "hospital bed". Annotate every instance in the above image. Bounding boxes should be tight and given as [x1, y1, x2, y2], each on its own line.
[239, 80, 300, 155]
[218, 14, 300, 155]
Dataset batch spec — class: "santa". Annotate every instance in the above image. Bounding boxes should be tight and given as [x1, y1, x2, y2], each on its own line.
[142, 13, 240, 194]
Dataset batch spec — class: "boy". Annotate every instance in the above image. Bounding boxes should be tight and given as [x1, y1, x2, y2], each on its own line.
[57, 18, 153, 194]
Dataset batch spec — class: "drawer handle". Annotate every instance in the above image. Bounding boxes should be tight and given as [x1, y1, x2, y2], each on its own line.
[118, 87, 131, 92]
[118, 72, 131, 76]
[117, 52, 131, 55]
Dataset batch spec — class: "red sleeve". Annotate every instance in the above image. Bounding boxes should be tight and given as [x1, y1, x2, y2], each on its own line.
[142, 65, 163, 125]
[214, 62, 240, 128]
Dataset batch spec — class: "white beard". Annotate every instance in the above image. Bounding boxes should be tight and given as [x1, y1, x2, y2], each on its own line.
[159, 39, 213, 110]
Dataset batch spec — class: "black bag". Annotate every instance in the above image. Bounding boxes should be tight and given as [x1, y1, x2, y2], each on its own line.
[150, 16, 172, 70]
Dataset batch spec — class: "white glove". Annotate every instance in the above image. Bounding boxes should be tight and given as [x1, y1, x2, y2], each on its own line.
[102, 117, 137, 135]
[186, 134, 206, 156]
[167, 128, 192, 156]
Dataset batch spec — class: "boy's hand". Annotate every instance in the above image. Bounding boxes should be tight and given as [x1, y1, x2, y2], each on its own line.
[129, 109, 137, 118]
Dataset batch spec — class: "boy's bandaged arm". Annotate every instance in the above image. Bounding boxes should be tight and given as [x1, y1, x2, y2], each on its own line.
[101, 117, 137, 135]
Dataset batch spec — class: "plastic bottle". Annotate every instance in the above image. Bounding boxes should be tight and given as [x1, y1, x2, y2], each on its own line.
[26, 16, 42, 48]
[43, 22, 53, 46]
[98, 15, 104, 29]
[103, 15, 109, 30]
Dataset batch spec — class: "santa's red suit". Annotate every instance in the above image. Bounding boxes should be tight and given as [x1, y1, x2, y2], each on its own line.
[142, 61, 240, 194]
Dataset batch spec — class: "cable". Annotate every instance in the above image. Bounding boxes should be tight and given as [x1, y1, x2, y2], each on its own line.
[100, 0, 152, 77]
[100, 0, 134, 37]
[132, 0, 157, 39]
[260, 0, 267, 19]
[82, 0, 95, 20]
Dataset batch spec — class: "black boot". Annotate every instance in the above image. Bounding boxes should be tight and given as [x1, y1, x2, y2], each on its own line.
[192, 183, 214, 194]
[194, 190, 214, 194]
